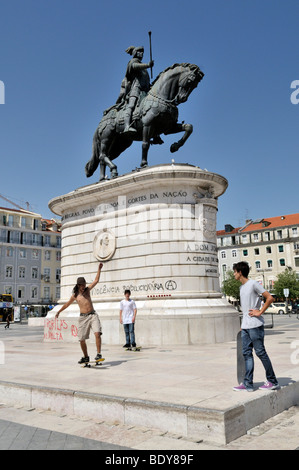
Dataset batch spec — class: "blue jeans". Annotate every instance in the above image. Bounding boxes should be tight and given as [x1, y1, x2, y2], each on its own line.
[242, 326, 278, 389]
[124, 323, 136, 346]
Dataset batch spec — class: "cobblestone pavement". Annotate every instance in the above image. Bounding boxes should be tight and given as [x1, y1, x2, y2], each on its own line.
[0, 418, 129, 450]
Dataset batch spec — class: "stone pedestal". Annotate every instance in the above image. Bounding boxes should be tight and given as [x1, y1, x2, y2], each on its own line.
[45, 163, 239, 345]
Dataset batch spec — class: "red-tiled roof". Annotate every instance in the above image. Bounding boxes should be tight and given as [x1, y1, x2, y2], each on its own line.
[242, 213, 299, 232]
[217, 213, 299, 236]
[217, 227, 241, 236]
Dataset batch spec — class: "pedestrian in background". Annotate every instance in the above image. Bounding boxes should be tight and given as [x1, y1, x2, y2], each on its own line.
[5, 311, 11, 329]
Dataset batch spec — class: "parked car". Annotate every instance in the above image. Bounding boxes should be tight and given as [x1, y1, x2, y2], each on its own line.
[291, 302, 299, 314]
[266, 302, 288, 315]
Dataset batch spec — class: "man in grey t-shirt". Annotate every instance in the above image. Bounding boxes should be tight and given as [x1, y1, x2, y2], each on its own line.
[233, 262, 279, 392]
[240, 278, 266, 329]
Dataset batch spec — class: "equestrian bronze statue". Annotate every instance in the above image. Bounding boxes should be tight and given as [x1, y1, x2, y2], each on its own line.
[85, 45, 204, 181]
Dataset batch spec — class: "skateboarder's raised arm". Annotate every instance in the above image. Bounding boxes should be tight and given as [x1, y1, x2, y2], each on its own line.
[55, 294, 76, 318]
[88, 263, 103, 291]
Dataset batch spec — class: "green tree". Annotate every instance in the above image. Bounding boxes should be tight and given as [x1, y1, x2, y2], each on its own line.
[221, 270, 241, 301]
[273, 268, 299, 299]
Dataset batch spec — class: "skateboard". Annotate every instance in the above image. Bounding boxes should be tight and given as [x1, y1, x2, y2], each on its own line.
[80, 358, 105, 368]
[125, 346, 142, 352]
[236, 331, 246, 384]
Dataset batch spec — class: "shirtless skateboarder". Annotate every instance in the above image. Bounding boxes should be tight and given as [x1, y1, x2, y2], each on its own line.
[55, 263, 103, 364]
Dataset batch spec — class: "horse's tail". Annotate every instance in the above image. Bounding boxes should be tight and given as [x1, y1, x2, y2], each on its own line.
[85, 129, 100, 177]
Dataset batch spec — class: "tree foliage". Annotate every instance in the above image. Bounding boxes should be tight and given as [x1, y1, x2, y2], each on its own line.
[273, 268, 299, 299]
[221, 270, 241, 301]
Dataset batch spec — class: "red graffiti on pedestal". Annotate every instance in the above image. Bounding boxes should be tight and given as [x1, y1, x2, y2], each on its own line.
[71, 325, 78, 337]
[44, 318, 68, 341]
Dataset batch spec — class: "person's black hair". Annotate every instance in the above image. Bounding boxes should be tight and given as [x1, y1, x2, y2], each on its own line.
[233, 261, 250, 278]
[124, 289, 131, 295]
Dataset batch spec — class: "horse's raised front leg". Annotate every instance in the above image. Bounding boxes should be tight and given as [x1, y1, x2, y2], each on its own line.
[165, 123, 193, 153]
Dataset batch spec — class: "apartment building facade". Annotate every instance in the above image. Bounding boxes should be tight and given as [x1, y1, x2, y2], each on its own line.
[0, 207, 61, 308]
[217, 213, 299, 292]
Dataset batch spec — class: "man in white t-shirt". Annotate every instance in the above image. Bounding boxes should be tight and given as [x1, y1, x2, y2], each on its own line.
[233, 261, 279, 392]
[120, 289, 137, 349]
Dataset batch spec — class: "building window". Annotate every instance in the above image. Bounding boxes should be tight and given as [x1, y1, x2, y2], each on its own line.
[295, 258, 299, 268]
[292, 227, 298, 236]
[32, 267, 38, 279]
[55, 287, 60, 300]
[56, 268, 61, 283]
[232, 249, 237, 258]
[242, 234, 247, 243]
[5, 266, 13, 278]
[267, 260, 273, 268]
[45, 250, 51, 261]
[32, 249, 39, 259]
[266, 246, 272, 254]
[6, 247, 13, 257]
[279, 259, 286, 267]
[44, 235, 51, 247]
[278, 245, 284, 253]
[221, 251, 226, 259]
[19, 248, 27, 259]
[44, 287, 50, 300]
[43, 268, 51, 282]
[12, 231, 20, 244]
[277, 230, 282, 239]
[31, 233, 39, 246]
[17, 286, 25, 299]
[255, 261, 261, 269]
[253, 233, 259, 242]
[254, 248, 260, 255]
[56, 251, 61, 261]
[243, 249, 248, 256]
[264, 231, 270, 241]
[31, 286, 38, 299]
[18, 266, 25, 278]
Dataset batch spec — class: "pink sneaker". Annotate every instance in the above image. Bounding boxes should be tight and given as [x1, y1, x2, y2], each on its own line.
[233, 383, 254, 392]
[259, 381, 279, 391]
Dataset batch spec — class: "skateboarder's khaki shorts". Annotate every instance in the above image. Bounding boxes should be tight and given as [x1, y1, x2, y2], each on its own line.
[78, 311, 102, 341]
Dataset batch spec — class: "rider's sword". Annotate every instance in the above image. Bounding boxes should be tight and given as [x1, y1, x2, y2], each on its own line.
[148, 31, 153, 79]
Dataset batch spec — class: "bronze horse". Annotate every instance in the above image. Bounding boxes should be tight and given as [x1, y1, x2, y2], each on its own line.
[85, 63, 204, 181]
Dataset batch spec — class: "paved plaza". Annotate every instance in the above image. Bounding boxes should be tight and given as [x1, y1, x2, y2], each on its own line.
[0, 316, 298, 450]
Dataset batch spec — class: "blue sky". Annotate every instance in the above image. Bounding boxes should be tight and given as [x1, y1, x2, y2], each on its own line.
[0, 0, 298, 230]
